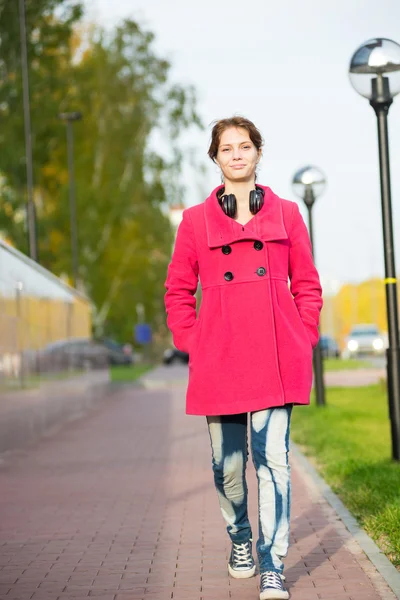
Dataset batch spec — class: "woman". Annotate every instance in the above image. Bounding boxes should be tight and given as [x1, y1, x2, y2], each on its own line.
[164, 116, 322, 600]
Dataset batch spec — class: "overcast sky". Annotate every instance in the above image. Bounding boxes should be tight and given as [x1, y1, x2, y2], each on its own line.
[84, 0, 400, 291]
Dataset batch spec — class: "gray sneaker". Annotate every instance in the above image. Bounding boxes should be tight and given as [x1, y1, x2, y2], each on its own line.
[228, 539, 256, 579]
[259, 571, 289, 599]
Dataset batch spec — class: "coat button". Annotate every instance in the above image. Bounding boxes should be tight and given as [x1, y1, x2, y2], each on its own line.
[224, 271, 234, 281]
[222, 245, 232, 255]
[256, 267, 266, 276]
[254, 241, 263, 251]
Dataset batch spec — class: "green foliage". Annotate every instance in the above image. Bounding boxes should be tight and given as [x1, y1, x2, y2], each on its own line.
[291, 385, 400, 567]
[0, 0, 83, 251]
[0, 2, 203, 343]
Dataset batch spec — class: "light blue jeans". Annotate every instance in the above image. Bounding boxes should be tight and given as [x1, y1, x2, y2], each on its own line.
[206, 405, 292, 574]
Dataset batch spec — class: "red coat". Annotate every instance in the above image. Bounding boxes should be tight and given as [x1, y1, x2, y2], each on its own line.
[164, 184, 323, 416]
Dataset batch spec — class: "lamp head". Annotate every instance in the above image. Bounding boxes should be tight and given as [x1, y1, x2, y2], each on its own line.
[349, 38, 400, 102]
[292, 166, 326, 207]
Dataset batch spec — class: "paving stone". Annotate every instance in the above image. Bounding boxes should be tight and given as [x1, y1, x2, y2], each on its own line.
[0, 369, 396, 600]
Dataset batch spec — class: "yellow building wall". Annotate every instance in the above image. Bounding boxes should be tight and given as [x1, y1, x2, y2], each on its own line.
[319, 277, 399, 349]
[0, 295, 91, 354]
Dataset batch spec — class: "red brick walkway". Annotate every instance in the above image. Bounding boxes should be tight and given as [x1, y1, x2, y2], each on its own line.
[0, 369, 396, 600]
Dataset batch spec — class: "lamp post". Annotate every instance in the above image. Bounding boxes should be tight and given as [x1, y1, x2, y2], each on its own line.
[292, 166, 326, 407]
[15, 281, 24, 388]
[18, 0, 38, 261]
[349, 38, 400, 461]
[59, 111, 82, 289]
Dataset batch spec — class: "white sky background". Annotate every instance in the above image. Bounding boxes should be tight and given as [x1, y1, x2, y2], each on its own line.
[84, 0, 400, 288]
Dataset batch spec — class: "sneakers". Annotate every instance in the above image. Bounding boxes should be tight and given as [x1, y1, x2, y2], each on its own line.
[228, 539, 256, 578]
[259, 571, 289, 599]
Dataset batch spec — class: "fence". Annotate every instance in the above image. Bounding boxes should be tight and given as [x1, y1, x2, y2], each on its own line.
[0, 240, 92, 388]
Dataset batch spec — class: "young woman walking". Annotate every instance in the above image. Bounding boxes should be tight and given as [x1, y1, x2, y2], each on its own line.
[164, 116, 323, 600]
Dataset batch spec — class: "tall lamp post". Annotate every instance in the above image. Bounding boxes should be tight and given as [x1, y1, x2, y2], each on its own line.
[292, 166, 326, 407]
[18, 0, 38, 261]
[349, 38, 400, 461]
[59, 111, 82, 289]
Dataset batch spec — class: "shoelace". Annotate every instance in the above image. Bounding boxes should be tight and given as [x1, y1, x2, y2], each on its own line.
[260, 571, 284, 589]
[232, 541, 253, 566]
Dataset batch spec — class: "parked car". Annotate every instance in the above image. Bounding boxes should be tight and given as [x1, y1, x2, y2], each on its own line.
[319, 334, 340, 358]
[344, 324, 387, 358]
[163, 347, 189, 365]
[31, 338, 109, 373]
[99, 338, 134, 366]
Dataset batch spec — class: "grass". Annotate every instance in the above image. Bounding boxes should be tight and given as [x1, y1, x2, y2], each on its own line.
[110, 363, 153, 382]
[291, 384, 400, 568]
[323, 358, 374, 371]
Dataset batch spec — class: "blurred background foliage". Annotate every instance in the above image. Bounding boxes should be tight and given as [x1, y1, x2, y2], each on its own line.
[0, 0, 203, 343]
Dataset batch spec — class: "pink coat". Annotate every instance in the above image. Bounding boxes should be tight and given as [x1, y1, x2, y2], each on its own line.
[164, 184, 323, 416]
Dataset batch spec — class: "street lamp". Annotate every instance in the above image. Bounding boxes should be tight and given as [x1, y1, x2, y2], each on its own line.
[18, 0, 38, 261]
[349, 38, 400, 461]
[59, 111, 82, 289]
[15, 281, 24, 388]
[292, 165, 326, 407]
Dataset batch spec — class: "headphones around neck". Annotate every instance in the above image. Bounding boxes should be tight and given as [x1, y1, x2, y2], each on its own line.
[217, 186, 265, 219]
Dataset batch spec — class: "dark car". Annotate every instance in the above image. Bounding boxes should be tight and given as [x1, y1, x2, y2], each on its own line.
[99, 338, 134, 366]
[319, 334, 340, 359]
[32, 337, 109, 373]
[163, 347, 189, 365]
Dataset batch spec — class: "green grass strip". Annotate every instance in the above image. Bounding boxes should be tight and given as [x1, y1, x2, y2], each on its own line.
[110, 363, 153, 382]
[291, 384, 400, 568]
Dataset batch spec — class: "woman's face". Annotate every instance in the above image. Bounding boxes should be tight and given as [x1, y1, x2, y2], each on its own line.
[216, 127, 260, 184]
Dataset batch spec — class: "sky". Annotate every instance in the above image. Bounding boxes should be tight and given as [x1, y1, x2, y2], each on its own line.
[83, 0, 400, 291]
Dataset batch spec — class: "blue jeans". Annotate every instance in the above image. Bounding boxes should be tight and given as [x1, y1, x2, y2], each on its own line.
[206, 405, 292, 574]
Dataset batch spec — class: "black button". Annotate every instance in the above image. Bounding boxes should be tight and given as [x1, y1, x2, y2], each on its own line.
[254, 241, 263, 251]
[222, 245, 232, 255]
[256, 267, 266, 276]
[224, 271, 234, 281]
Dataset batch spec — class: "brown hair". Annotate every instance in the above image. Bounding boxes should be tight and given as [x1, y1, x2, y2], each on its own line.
[208, 116, 263, 162]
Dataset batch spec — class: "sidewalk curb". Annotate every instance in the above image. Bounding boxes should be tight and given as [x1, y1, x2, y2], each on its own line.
[291, 442, 400, 599]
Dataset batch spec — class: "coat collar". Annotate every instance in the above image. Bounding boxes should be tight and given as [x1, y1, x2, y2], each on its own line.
[204, 184, 288, 248]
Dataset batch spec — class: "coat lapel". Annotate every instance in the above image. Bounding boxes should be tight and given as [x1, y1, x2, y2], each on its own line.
[204, 184, 289, 248]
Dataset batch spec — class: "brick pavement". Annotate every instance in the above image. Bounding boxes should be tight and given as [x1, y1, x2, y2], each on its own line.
[0, 366, 396, 600]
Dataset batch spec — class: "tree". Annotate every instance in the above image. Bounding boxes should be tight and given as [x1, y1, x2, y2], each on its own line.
[0, 4, 203, 343]
[0, 0, 83, 253]
[48, 19, 202, 340]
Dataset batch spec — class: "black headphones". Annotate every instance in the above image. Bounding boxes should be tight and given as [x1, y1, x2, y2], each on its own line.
[217, 186, 265, 219]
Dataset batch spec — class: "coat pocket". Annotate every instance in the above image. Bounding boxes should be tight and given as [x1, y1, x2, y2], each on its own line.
[188, 318, 203, 365]
[276, 283, 313, 350]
